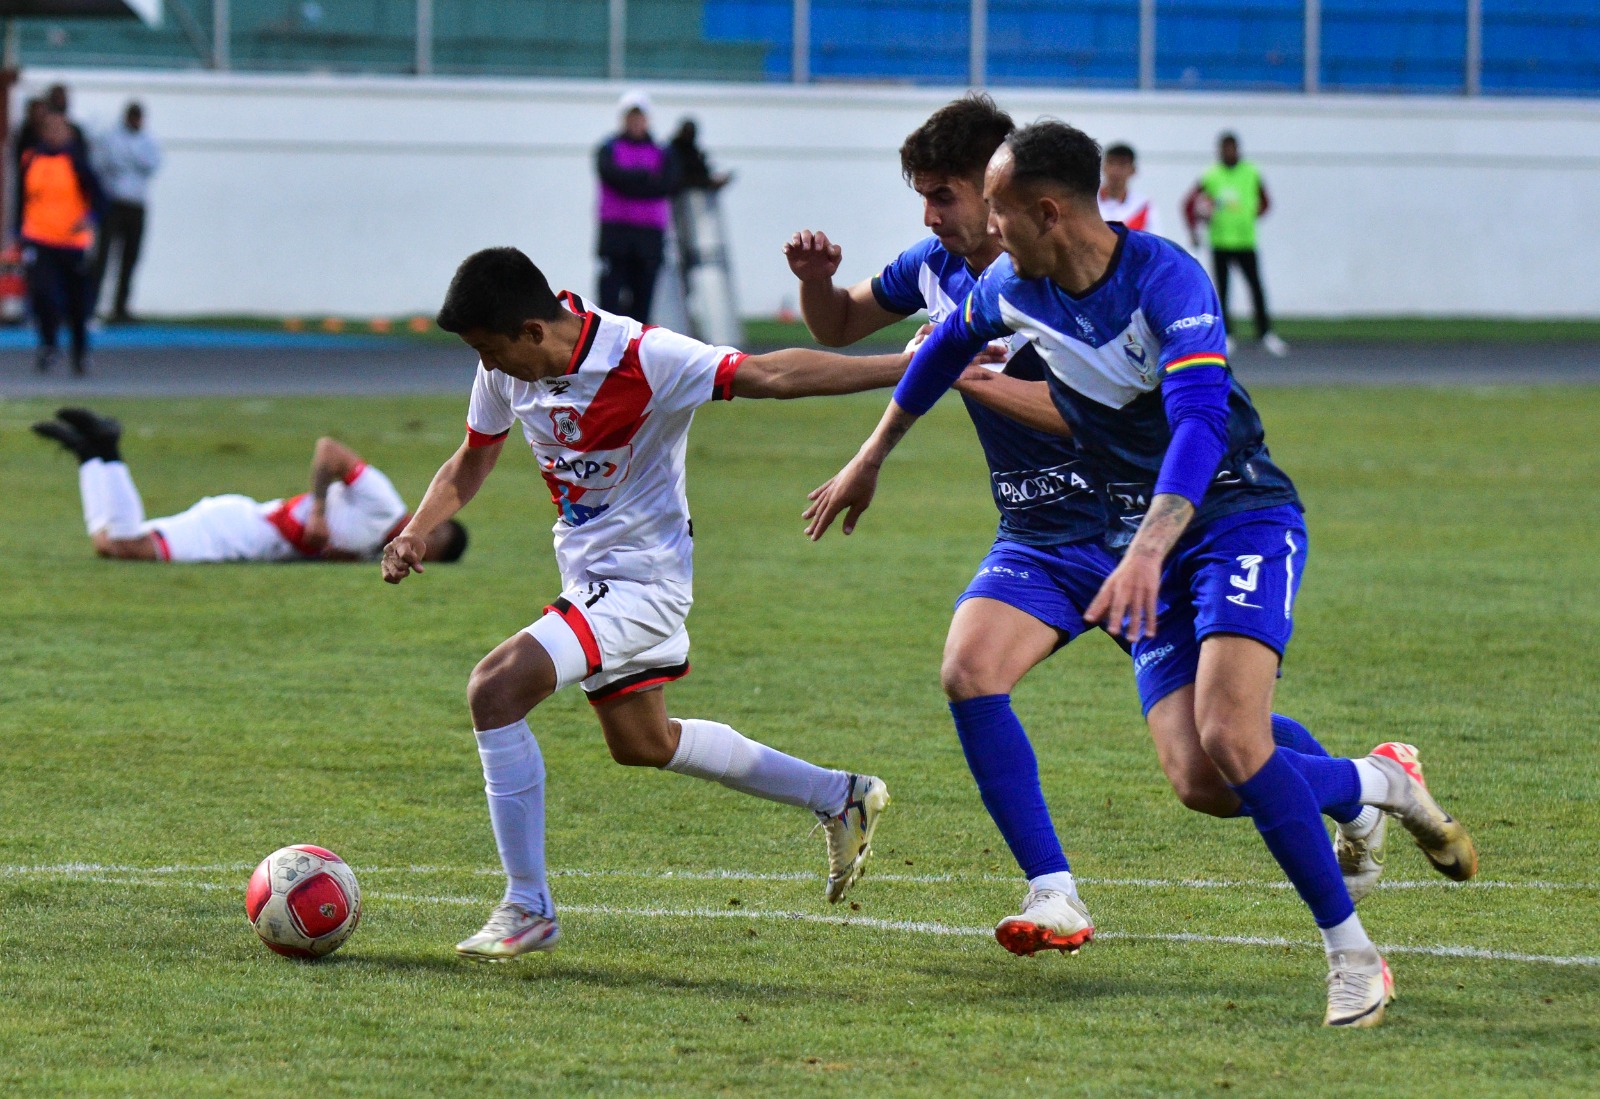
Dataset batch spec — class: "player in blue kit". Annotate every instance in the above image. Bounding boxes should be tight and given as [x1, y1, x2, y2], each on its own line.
[786, 96, 1109, 955]
[806, 120, 1479, 1027]
[787, 97, 1397, 962]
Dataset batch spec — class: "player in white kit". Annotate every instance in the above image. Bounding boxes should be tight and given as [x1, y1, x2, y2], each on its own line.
[33, 407, 467, 564]
[384, 247, 911, 960]
[1097, 143, 1163, 236]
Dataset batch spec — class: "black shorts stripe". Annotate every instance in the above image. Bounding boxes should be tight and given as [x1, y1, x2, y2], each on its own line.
[582, 661, 691, 702]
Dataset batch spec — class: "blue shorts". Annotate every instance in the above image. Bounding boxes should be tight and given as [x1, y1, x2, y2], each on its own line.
[956, 538, 1123, 649]
[1132, 504, 1308, 714]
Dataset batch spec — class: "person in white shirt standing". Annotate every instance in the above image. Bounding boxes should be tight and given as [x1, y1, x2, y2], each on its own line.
[90, 101, 160, 323]
[1096, 143, 1161, 237]
[383, 247, 916, 961]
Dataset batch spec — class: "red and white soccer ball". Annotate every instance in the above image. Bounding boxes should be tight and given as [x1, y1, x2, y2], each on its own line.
[245, 844, 361, 958]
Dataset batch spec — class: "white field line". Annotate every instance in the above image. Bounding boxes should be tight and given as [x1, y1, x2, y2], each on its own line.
[1, 861, 1595, 893]
[28, 871, 1600, 970]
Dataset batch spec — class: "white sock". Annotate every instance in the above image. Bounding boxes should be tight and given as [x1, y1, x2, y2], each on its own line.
[1028, 871, 1078, 899]
[99, 460, 146, 538]
[1320, 911, 1374, 956]
[1337, 805, 1383, 838]
[664, 718, 851, 815]
[474, 720, 551, 914]
[1352, 759, 1391, 808]
[78, 458, 111, 535]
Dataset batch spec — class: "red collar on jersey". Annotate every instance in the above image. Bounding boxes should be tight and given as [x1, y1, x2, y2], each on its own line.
[557, 291, 601, 376]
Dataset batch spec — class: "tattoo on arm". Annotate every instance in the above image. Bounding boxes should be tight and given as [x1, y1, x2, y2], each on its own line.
[1126, 493, 1195, 560]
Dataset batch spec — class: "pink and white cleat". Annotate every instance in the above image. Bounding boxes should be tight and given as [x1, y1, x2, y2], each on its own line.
[455, 901, 561, 961]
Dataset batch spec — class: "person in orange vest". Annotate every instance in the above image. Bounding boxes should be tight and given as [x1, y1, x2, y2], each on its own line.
[14, 110, 105, 374]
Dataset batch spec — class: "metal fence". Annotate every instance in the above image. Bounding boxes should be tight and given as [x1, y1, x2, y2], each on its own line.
[11, 0, 1599, 96]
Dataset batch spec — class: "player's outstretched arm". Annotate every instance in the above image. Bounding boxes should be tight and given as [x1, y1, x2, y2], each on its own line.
[952, 369, 1072, 436]
[730, 346, 910, 400]
[382, 438, 501, 584]
[803, 311, 990, 541]
[784, 230, 906, 347]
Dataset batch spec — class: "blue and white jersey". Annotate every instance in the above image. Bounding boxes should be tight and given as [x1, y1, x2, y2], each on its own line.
[956, 228, 1300, 541]
[872, 236, 1105, 548]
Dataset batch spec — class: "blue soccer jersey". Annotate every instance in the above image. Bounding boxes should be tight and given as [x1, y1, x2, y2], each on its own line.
[872, 236, 1105, 548]
[894, 227, 1300, 543]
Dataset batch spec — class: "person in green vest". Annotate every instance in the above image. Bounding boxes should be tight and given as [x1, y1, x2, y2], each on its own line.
[1183, 132, 1288, 357]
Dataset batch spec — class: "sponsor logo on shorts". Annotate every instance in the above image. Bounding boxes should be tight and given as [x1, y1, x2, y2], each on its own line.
[992, 462, 1094, 511]
[977, 564, 1032, 581]
[1134, 643, 1175, 675]
[1164, 313, 1219, 335]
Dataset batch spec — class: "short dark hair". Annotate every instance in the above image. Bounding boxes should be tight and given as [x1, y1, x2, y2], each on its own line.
[436, 247, 562, 338]
[1219, 131, 1239, 146]
[900, 93, 1014, 184]
[1004, 121, 1102, 202]
[436, 519, 469, 563]
[1103, 143, 1136, 162]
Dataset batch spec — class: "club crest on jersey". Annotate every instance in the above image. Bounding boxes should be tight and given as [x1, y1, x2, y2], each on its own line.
[1122, 333, 1147, 368]
[550, 406, 582, 445]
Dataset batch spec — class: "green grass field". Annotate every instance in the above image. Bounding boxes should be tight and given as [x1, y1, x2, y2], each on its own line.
[2, 386, 1598, 1096]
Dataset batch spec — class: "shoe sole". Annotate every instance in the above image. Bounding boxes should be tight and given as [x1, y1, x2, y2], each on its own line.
[994, 919, 1094, 957]
[1335, 814, 1387, 905]
[1373, 745, 1478, 882]
[826, 784, 890, 904]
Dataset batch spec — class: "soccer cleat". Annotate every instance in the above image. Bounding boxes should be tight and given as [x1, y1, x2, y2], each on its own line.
[1335, 811, 1388, 904]
[995, 888, 1095, 956]
[1324, 948, 1394, 1028]
[31, 419, 93, 461]
[56, 407, 123, 456]
[1262, 331, 1291, 357]
[35, 347, 55, 373]
[1368, 742, 1478, 882]
[817, 773, 889, 903]
[454, 901, 561, 961]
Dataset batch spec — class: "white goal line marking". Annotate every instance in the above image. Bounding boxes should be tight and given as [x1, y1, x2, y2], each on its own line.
[25, 870, 1600, 969]
[1, 861, 1594, 894]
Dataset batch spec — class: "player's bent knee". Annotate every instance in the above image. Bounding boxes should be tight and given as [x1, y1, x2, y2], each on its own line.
[940, 651, 1005, 701]
[467, 649, 554, 729]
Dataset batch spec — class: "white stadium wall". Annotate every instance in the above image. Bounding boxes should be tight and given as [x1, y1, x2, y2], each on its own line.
[25, 68, 1600, 320]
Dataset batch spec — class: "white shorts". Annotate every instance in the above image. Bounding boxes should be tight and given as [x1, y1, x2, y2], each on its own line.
[523, 577, 692, 703]
[146, 495, 297, 563]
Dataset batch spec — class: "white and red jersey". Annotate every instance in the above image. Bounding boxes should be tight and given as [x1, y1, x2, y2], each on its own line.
[464, 292, 741, 585]
[1099, 187, 1162, 236]
[259, 462, 410, 558]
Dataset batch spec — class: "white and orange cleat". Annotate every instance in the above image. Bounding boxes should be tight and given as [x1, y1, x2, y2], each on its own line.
[995, 888, 1095, 956]
[1368, 742, 1478, 882]
[455, 901, 561, 961]
[1325, 948, 1395, 1028]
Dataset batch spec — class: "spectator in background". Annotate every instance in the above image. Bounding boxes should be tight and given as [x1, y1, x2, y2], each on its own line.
[90, 101, 161, 323]
[1097, 143, 1161, 236]
[15, 85, 87, 159]
[1183, 132, 1288, 356]
[594, 91, 678, 323]
[669, 119, 731, 193]
[15, 111, 104, 374]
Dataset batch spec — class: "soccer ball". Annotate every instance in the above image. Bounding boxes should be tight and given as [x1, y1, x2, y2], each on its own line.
[245, 844, 361, 958]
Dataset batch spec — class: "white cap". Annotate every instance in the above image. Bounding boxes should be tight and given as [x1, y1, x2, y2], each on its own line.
[618, 90, 652, 118]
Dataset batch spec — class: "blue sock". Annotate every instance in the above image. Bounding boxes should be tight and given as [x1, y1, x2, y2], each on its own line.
[1271, 713, 1327, 757]
[1231, 748, 1354, 929]
[950, 695, 1069, 878]
[1272, 714, 1361, 824]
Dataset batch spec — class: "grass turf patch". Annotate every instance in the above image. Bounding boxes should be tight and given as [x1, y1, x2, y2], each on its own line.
[2, 387, 1597, 1096]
